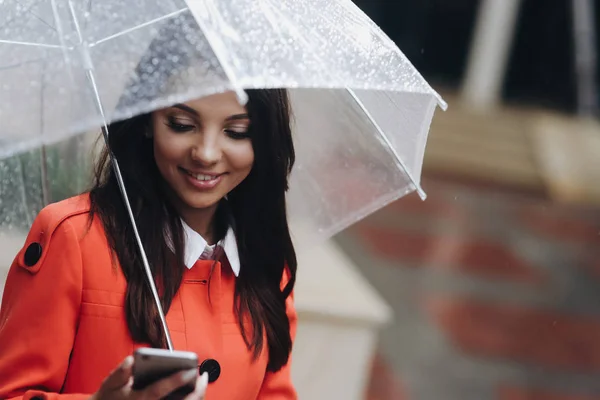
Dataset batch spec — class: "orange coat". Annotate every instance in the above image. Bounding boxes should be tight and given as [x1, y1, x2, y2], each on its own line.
[0, 194, 297, 400]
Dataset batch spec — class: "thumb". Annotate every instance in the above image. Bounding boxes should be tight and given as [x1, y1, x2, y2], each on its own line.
[101, 356, 134, 392]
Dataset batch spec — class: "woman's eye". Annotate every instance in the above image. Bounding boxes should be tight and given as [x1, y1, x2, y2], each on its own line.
[225, 129, 250, 140]
[166, 117, 195, 132]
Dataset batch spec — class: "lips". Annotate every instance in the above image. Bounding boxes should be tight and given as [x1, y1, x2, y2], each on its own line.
[180, 168, 222, 181]
[178, 167, 226, 191]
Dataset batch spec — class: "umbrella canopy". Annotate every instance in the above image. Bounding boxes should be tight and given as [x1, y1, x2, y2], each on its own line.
[0, 0, 446, 242]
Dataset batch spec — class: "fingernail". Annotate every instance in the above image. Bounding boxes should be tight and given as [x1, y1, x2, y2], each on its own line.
[121, 356, 133, 369]
[182, 369, 197, 381]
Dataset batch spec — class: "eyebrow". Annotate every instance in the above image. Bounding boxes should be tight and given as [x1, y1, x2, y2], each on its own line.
[172, 103, 199, 116]
[225, 113, 250, 122]
[172, 103, 249, 121]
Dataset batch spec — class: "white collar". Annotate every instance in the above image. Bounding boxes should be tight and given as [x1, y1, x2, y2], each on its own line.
[181, 219, 241, 277]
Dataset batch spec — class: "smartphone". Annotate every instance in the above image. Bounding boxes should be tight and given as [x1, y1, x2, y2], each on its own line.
[132, 347, 199, 400]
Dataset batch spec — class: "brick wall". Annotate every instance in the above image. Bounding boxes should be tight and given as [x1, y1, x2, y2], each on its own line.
[340, 177, 600, 400]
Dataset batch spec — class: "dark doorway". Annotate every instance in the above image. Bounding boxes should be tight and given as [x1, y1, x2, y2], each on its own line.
[352, 0, 482, 86]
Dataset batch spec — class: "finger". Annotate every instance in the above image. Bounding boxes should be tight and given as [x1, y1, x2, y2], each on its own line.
[100, 356, 134, 391]
[186, 372, 209, 400]
[142, 368, 198, 399]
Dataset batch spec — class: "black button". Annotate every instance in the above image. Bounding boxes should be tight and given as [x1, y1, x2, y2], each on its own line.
[24, 242, 43, 267]
[198, 359, 221, 383]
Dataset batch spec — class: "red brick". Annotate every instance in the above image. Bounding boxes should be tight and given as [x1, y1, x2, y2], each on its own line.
[518, 208, 600, 244]
[426, 297, 600, 373]
[354, 226, 545, 284]
[588, 257, 600, 279]
[498, 385, 600, 400]
[353, 225, 432, 260]
[421, 170, 549, 199]
[365, 354, 407, 400]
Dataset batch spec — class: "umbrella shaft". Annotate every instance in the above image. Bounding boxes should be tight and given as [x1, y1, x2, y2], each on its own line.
[90, 72, 175, 352]
[63, 0, 175, 351]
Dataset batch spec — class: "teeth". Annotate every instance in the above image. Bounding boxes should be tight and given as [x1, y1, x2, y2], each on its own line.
[192, 173, 216, 181]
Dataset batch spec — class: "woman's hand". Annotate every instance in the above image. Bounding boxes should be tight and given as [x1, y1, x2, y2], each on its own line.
[89, 356, 209, 400]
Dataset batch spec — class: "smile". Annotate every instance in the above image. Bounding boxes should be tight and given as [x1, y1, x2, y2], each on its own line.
[180, 167, 224, 190]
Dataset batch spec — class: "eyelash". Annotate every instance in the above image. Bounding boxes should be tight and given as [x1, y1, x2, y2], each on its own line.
[224, 129, 250, 140]
[166, 120, 194, 133]
[165, 118, 250, 140]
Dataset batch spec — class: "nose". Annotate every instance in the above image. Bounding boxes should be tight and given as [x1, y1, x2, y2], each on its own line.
[191, 130, 221, 166]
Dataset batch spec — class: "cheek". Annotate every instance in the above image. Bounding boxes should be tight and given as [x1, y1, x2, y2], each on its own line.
[227, 142, 254, 173]
[153, 134, 187, 169]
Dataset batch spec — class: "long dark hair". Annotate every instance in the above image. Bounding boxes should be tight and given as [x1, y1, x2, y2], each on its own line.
[89, 88, 296, 372]
[88, 15, 296, 372]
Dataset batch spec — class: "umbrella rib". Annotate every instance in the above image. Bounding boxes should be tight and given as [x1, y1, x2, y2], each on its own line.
[15, 156, 34, 227]
[0, 39, 63, 49]
[185, 0, 247, 104]
[50, 0, 75, 80]
[0, 0, 62, 50]
[88, 8, 188, 48]
[346, 88, 427, 200]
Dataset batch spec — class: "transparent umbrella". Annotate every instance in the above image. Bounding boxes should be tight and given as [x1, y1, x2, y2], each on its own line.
[0, 0, 446, 350]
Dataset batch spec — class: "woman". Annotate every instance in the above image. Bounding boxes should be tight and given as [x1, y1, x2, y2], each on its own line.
[0, 87, 298, 399]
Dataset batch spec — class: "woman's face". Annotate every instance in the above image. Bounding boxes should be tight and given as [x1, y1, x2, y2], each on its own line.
[151, 91, 254, 212]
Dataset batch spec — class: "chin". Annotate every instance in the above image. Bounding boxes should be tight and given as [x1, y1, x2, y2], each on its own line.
[180, 194, 223, 211]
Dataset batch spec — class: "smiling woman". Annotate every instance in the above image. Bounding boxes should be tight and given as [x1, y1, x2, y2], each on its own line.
[0, 18, 299, 400]
[91, 87, 296, 397]
[0, 85, 299, 399]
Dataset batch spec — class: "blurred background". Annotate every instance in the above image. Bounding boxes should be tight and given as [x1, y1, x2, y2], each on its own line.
[332, 0, 600, 399]
[1, 0, 600, 399]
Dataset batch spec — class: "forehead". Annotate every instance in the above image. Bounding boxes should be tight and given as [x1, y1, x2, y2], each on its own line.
[183, 91, 247, 118]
